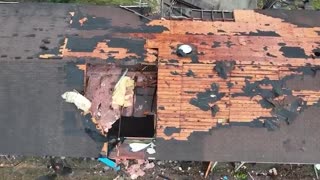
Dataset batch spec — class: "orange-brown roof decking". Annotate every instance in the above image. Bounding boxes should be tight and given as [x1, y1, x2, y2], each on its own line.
[42, 10, 320, 63]
[157, 62, 320, 140]
[148, 11, 319, 140]
[150, 11, 320, 140]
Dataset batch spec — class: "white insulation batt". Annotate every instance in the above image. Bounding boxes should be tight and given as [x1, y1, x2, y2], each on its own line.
[61, 90, 91, 114]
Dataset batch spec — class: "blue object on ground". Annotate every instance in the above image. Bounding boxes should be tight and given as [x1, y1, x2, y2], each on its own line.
[98, 157, 120, 171]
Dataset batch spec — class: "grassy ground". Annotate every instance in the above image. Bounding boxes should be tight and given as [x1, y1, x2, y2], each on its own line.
[0, 156, 118, 180]
[0, 156, 318, 180]
[312, 0, 320, 9]
[4, 0, 160, 13]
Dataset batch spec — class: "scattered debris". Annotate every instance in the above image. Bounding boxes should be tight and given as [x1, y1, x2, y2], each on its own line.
[124, 160, 155, 179]
[146, 147, 156, 154]
[98, 157, 120, 171]
[79, 17, 88, 26]
[315, 164, 319, 179]
[235, 162, 246, 172]
[129, 143, 151, 152]
[158, 174, 172, 180]
[214, 61, 236, 79]
[211, 104, 220, 117]
[247, 171, 254, 180]
[186, 69, 196, 77]
[199, 171, 204, 176]
[268, 167, 278, 176]
[205, 161, 213, 178]
[49, 158, 73, 176]
[61, 90, 91, 114]
[205, 161, 218, 178]
[190, 83, 225, 111]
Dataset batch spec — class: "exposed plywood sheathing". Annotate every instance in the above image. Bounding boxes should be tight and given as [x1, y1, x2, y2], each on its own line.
[46, 10, 320, 64]
[157, 63, 320, 140]
[150, 11, 320, 140]
[63, 42, 140, 60]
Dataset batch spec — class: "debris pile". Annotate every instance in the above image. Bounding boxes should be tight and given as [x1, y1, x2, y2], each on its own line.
[118, 159, 155, 180]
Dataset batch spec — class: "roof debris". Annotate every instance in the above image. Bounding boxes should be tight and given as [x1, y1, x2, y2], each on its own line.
[190, 83, 225, 111]
[61, 90, 91, 114]
[146, 147, 156, 154]
[98, 157, 120, 171]
[214, 61, 236, 79]
[129, 143, 152, 152]
[119, 160, 155, 180]
[78, 17, 88, 26]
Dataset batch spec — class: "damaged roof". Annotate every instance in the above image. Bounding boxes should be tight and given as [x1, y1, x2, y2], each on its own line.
[0, 3, 320, 163]
[0, 3, 148, 157]
[153, 11, 320, 162]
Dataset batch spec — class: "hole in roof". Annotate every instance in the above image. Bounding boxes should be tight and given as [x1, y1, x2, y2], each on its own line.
[86, 64, 158, 139]
[314, 51, 320, 57]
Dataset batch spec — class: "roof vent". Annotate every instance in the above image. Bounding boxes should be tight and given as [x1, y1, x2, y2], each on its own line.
[177, 44, 192, 57]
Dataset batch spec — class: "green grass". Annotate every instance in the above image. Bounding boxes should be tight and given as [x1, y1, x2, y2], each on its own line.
[257, 0, 265, 9]
[312, 0, 320, 9]
[234, 171, 248, 180]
